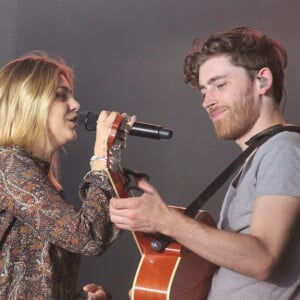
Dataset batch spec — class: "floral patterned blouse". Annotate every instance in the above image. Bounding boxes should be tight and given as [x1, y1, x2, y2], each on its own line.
[0, 145, 118, 299]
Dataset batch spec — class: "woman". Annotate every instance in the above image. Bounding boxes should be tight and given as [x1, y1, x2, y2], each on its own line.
[0, 53, 118, 299]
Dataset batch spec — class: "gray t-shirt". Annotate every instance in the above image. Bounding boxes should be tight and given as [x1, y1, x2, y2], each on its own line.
[208, 131, 300, 300]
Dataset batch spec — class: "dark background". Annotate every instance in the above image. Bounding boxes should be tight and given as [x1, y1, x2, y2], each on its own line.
[1, 1, 300, 299]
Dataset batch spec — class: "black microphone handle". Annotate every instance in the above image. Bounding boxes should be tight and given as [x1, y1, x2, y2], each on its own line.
[78, 111, 173, 140]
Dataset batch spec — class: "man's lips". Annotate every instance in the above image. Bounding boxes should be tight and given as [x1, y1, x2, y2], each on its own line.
[209, 107, 227, 121]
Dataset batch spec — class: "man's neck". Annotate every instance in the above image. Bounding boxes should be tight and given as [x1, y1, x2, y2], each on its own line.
[235, 114, 285, 151]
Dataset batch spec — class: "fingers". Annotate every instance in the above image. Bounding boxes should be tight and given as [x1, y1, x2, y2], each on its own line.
[93, 111, 119, 158]
[109, 180, 159, 211]
[136, 179, 157, 194]
[128, 288, 132, 299]
[109, 180, 167, 232]
[109, 196, 140, 230]
[97, 110, 136, 129]
[126, 114, 136, 127]
[95, 111, 137, 144]
[83, 283, 109, 300]
[110, 196, 139, 210]
[97, 110, 118, 123]
[83, 283, 102, 293]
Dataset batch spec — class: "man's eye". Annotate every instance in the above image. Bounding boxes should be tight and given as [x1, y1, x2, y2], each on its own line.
[199, 89, 206, 99]
[200, 92, 206, 101]
[216, 82, 226, 89]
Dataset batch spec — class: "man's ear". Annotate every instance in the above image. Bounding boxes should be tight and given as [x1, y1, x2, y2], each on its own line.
[256, 67, 273, 94]
[258, 77, 268, 88]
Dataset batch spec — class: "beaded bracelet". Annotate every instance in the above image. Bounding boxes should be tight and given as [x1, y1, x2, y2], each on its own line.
[90, 155, 107, 167]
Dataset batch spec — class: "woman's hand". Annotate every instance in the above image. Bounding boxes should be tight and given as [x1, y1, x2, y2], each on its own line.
[82, 283, 112, 300]
[91, 110, 135, 170]
[91, 111, 120, 170]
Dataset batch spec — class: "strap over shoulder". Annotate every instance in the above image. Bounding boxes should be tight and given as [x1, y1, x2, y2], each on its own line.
[151, 123, 300, 252]
[246, 124, 300, 147]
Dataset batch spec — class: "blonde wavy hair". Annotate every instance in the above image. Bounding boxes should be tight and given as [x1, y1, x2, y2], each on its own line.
[0, 52, 74, 190]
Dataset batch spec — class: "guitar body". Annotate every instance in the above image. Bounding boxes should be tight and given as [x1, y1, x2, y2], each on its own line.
[131, 208, 218, 300]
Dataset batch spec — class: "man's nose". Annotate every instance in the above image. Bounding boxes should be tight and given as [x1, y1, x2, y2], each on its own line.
[202, 89, 217, 109]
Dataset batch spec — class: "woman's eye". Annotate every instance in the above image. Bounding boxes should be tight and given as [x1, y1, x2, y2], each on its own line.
[56, 93, 68, 101]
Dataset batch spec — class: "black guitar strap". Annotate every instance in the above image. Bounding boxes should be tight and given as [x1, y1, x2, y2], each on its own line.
[152, 124, 300, 252]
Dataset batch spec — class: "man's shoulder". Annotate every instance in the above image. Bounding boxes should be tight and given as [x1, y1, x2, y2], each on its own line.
[265, 130, 300, 147]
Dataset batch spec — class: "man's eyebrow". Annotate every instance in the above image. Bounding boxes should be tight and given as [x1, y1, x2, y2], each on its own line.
[199, 75, 228, 89]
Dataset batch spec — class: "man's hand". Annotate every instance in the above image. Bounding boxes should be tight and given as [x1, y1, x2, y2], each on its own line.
[109, 179, 174, 234]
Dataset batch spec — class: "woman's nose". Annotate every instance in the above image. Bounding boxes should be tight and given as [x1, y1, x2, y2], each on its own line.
[70, 97, 80, 111]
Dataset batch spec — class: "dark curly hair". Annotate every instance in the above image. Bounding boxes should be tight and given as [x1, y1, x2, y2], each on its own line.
[183, 27, 287, 104]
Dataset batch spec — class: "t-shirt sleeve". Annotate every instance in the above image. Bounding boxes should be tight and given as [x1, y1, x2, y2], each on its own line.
[255, 133, 300, 198]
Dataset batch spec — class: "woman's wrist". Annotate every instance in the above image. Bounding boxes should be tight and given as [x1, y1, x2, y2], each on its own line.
[90, 155, 107, 170]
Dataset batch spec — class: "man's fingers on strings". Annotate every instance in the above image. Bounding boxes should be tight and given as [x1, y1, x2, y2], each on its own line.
[137, 179, 157, 195]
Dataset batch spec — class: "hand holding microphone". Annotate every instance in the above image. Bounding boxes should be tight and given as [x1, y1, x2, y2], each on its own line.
[78, 111, 173, 140]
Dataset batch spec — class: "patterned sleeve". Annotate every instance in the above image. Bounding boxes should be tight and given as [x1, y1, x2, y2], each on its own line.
[0, 149, 119, 256]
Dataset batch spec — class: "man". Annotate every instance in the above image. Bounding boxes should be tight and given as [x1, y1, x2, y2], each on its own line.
[109, 27, 300, 299]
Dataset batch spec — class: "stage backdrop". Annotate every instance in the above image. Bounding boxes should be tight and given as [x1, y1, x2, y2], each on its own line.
[1, 1, 299, 298]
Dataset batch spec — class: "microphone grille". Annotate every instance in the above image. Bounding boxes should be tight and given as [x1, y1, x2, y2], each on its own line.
[78, 111, 98, 131]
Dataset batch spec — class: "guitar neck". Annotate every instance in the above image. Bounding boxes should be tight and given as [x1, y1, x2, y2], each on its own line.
[108, 167, 133, 199]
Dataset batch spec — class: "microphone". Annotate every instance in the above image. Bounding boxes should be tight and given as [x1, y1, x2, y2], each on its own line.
[78, 111, 173, 140]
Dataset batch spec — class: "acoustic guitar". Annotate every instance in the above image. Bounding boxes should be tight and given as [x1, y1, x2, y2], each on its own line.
[105, 114, 217, 300]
